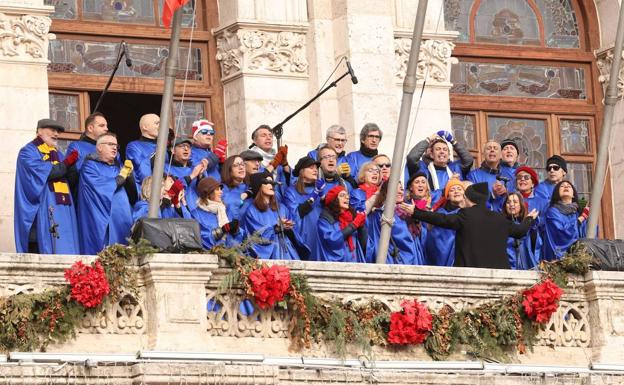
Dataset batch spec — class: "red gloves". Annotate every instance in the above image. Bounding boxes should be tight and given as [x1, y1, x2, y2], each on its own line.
[581, 206, 590, 220]
[353, 212, 366, 228]
[221, 219, 239, 235]
[270, 145, 288, 168]
[213, 139, 227, 163]
[63, 150, 79, 167]
[167, 179, 184, 206]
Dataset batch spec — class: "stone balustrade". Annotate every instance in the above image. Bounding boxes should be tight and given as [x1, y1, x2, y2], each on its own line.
[1, 252, 624, 384]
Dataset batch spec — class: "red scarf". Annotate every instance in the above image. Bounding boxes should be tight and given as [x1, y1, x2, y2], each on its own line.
[337, 210, 355, 251]
[358, 183, 378, 199]
[520, 191, 531, 209]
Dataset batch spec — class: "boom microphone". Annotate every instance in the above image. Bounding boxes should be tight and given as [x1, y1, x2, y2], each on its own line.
[122, 41, 133, 67]
[346, 59, 358, 84]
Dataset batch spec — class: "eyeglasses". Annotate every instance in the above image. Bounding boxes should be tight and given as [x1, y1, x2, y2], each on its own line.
[377, 163, 391, 168]
[101, 142, 119, 149]
[320, 154, 337, 160]
[366, 134, 382, 140]
[232, 161, 245, 168]
[516, 174, 531, 181]
[366, 168, 381, 174]
[547, 165, 561, 171]
[329, 137, 347, 143]
[198, 129, 215, 135]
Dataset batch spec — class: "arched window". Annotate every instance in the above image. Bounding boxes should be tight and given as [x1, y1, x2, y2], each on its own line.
[445, 0, 613, 236]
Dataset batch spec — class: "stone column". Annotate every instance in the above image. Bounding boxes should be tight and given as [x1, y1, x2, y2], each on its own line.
[0, 0, 54, 252]
[214, 0, 312, 158]
[596, 47, 624, 238]
[140, 253, 219, 351]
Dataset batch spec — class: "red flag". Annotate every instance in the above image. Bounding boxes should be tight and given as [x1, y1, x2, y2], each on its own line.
[162, 0, 189, 28]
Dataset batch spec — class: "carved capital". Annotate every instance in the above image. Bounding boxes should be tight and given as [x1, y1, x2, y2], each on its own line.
[0, 12, 53, 62]
[596, 46, 624, 100]
[215, 25, 308, 81]
[394, 38, 458, 85]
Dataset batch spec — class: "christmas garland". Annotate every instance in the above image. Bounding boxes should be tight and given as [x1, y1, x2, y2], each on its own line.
[0, 240, 155, 352]
[213, 241, 593, 361]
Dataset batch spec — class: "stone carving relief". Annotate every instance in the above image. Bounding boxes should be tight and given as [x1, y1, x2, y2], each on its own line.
[206, 290, 590, 348]
[394, 38, 458, 84]
[0, 13, 53, 61]
[0, 283, 43, 296]
[79, 294, 145, 334]
[215, 27, 308, 79]
[596, 47, 624, 100]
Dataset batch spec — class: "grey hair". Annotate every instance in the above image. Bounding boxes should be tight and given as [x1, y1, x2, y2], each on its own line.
[96, 132, 117, 145]
[359, 123, 382, 142]
[325, 124, 346, 139]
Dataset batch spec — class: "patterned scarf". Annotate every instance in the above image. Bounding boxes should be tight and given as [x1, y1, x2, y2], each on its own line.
[337, 210, 355, 251]
[33, 137, 71, 206]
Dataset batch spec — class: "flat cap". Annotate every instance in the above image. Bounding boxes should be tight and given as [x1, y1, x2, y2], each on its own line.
[37, 118, 65, 132]
[239, 149, 263, 161]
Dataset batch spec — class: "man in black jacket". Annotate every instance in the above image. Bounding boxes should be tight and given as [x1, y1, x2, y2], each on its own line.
[400, 182, 537, 269]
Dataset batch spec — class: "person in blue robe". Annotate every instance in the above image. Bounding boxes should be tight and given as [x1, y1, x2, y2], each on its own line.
[316, 145, 353, 195]
[240, 172, 309, 260]
[191, 177, 244, 249]
[67, 112, 111, 171]
[405, 131, 473, 197]
[499, 139, 520, 192]
[125, 114, 159, 170]
[535, 155, 568, 201]
[247, 125, 291, 189]
[315, 185, 367, 262]
[220, 155, 249, 220]
[542, 180, 588, 261]
[189, 119, 223, 181]
[404, 171, 439, 254]
[14, 119, 80, 254]
[369, 182, 425, 265]
[502, 192, 542, 270]
[78, 133, 137, 254]
[131, 175, 191, 222]
[512, 166, 549, 224]
[424, 178, 465, 266]
[467, 141, 511, 210]
[308, 125, 356, 187]
[284, 156, 325, 260]
[164, 137, 209, 212]
[345, 123, 382, 180]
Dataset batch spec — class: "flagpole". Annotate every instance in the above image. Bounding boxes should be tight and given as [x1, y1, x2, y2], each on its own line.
[148, 8, 183, 218]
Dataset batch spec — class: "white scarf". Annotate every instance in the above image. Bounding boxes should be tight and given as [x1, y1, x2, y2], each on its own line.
[427, 161, 454, 191]
[249, 145, 276, 168]
[196, 199, 229, 227]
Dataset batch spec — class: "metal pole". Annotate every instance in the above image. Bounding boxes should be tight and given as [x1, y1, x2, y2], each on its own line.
[587, 3, 624, 238]
[375, 0, 428, 263]
[148, 9, 183, 218]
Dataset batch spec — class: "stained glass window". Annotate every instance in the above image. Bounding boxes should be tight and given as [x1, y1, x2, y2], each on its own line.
[48, 39, 203, 81]
[444, 0, 473, 42]
[82, 0, 155, 24]
[487, 116, 548, 170]
[49, 93, 81, 132]
[560, 119, 590, 153]
[568, 162, 592, 201]
[474, 0, 540, 46]
[450, 113, 476, 150]
[535, 0, 580, 48]
[173, 101, 206, 138]
[451, 61, 586, 99]
[44, 0, 78, 19]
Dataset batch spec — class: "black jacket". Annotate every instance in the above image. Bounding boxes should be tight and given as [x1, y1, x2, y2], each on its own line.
[412, 204, 533, 269]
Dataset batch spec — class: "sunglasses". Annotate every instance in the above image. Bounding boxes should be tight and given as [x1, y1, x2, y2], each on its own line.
[198, 129, 215, 135]
[547, 165, 561, 171]
[377, 163, 391, 168]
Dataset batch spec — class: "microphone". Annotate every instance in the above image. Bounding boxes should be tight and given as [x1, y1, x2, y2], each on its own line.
[122, 41, 132, 67]
[346, 59, 358, 84]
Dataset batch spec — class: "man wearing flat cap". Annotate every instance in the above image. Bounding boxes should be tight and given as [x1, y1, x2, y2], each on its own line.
[14, 118, 80, 254]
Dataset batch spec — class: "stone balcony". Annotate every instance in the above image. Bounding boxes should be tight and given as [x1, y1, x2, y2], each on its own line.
[1, 252, 624, 384]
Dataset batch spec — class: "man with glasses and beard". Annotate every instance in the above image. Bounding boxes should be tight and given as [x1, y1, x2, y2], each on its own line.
[535, 155, 568, 201]
[317, 145, 352, 194]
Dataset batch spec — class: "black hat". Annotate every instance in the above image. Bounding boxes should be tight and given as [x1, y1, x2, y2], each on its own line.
[249, 170, 272, 197]
[239, 149, 263, 162]
[197, 177, 222, 199]
[546, 155, 567, 173]
[37, 118, 65, 133]
[406, 171, 428, 188]
[500, 139, 519, 153]
[293, 156, 320, 177]
[464, 182, 489, 206]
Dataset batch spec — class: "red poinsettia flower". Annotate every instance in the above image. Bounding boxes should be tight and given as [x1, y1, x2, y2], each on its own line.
[522, 278, 563, 324]
[387, 299, 432, 345]
[248, 265, 291, 309]
[64, 260, 110, 308]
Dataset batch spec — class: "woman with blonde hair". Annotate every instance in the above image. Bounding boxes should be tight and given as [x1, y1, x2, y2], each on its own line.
[132, 175, 189, 222]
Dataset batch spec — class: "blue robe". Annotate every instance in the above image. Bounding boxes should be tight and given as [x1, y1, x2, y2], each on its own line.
[506, 217, 542, 270]
[283, 185, 323, 259]
[424, 205, 460, 266]
[126, 137, 157, 171]
[131, 200, 190, 222]
[416, 160, 465, 195]
[78, 157, 133, 254]
[14, 142, 79, 254]
[240, 203, 309, 260]
[534, 181, 557, 201]
[190, 145, 221, 181]
[222, 183, 247, 220]
[500, 163, 519, 193]
[164, 161, 202, 211]
[315, 210, 366, 263]
[191, 207, 245, 249]
[369, 210, 425, 265]
[467, 164, 511, 210]
[345, 150, 374, 180]
[542, 206, 587, 261]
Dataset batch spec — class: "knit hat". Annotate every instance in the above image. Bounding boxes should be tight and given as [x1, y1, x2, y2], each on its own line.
[197, 177, 221, 199]
[249, 170, 272, 197]
[324, 185, 346, 206]
[464, 182, 489, 205]
[191, 119, 215, 139]
[406, 171, 428, 189]
[37, 118, 65, 133]
[293, 156, 320, 177]
[515, 165, 539, 186]
[444, 178, 465, 199]
[239, 149, 263, 161]
[500, 139, 519, 154]
[546, 155, 568, 173]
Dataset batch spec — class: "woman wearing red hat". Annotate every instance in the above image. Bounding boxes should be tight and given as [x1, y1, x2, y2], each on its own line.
[315, 185, 368, 262]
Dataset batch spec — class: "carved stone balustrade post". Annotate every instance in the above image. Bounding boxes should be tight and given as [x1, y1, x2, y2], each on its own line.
[140, 253, 219, 351]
